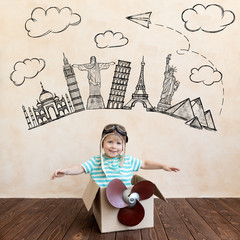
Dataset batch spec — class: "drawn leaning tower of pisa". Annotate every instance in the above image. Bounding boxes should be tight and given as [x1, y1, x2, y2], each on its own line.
[63, 53, 85, 112]
[107, 60, 131, 109]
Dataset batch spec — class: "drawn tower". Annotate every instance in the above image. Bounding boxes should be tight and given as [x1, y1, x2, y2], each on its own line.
[22, 105, 33, 129]
[107, 60, 131, 109]
[28, 107, 37, 127]
[124, 57, 154, 111]
[63, 53, 85, 112]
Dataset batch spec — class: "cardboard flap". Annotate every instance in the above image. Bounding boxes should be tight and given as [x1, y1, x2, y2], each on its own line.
[131, 174, 167, 202]
[82, 178, 100, 211]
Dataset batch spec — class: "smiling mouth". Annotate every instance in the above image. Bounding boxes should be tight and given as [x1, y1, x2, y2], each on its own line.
[108, 150, 119, 154]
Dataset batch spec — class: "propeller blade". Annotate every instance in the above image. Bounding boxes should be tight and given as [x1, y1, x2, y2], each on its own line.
[131, 180, 154, 200]
[106, 179, 129, 208]
[118, 201, 145, 226]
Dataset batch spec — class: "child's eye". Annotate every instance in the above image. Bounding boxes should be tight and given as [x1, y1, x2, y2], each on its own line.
[117, 142, 122, 145]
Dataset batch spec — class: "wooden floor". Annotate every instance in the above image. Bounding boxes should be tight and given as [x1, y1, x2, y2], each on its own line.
[0, 198, 239, 240]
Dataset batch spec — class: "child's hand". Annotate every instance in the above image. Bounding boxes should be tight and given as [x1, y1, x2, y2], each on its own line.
[51, 169, 66, 180]
[163, 166, 180, 173]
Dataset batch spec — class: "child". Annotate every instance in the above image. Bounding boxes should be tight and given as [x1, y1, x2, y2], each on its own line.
[51, 124, 180, 187]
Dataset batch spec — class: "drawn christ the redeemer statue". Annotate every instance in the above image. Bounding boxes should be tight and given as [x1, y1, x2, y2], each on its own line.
[73, 56, 114, 110]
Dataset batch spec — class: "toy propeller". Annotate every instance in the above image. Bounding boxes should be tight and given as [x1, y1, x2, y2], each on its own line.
[106, 179, 155, 226]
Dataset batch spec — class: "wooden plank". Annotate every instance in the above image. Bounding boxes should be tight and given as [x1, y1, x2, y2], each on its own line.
[220, 198, 240, 214]
[141, 227, 158, 240]
[205, 198, 240, 231]
[0, 198, 24, 215]
[116, 229, 142, 240]
[0, 198, 239, 240]
[62, 204, 95, 240]
[37, 199, 82, 240]
[13, 199, 70, 240]
[0, 199, 54, 240]
[169, 198, 221, 240]
[0, 198, 38, 230]
[187, 198, 240, 240]
[88, 218, 116, 240]
[155, 198, 194, 240]
[0, 198, 15, 211]
[0, 199, 10, 205]
[141, 203, 168, 240]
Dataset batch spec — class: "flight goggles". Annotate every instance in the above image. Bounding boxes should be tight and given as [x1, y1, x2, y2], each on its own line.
[102, 124, 128, 143]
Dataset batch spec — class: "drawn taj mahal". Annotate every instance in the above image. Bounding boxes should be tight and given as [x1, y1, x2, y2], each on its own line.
[22, 54, 84, 129]
[22, 54, 216, 131]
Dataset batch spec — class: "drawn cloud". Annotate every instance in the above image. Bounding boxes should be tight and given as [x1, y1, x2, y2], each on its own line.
[190, 65, 222, 86]
[25, 7, 81, 38]
[94, 30, 129, 48]
[10, 58, 46, 86]
[182, 4, 235, 33]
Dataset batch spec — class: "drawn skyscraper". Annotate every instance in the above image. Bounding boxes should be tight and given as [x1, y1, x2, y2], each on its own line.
[107, 60, 131, 109]
[63, 53, 85, 112]
[124, 57, 154, 111]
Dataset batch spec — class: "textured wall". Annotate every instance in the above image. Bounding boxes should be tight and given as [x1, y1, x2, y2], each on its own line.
[0, 0, 239, 198]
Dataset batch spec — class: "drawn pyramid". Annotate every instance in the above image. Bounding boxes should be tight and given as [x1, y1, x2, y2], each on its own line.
[191, 98, 207, 127]
[204, 110, 217, 131]
[186, 116, 202, 129]
[166, 98, 195, 120]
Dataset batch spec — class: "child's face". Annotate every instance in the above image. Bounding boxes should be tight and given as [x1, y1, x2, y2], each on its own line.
[103, 134, 123, 158]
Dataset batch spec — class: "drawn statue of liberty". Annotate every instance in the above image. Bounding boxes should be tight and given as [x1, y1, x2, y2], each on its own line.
[73, 56, 114, 110]
[157, 54, 180, 110]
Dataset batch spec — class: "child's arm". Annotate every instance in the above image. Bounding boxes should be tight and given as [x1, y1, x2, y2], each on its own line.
[141, 160, 180, 172]
[51, 165, 85, 180]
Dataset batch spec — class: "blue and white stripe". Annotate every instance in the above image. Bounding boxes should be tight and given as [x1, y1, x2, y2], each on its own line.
[81, 154, 142, 187]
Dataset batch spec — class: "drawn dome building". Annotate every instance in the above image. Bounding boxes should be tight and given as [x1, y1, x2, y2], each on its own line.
[39, 88, 55, 104]
[32, 82, 70, 126]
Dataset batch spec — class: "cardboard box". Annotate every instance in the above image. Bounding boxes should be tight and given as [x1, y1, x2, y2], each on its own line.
[82, 174, 167, 233]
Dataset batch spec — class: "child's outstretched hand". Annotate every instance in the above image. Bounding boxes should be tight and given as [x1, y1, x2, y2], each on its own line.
[162, 166, 180, 172]
[51, 169, 66, 180]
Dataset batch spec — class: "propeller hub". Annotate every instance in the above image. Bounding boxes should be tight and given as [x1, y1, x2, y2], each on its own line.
[122, 188, 140, 207]
[128, 192, 140, 206]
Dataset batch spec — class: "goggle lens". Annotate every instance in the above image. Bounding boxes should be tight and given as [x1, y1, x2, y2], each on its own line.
[104, 124, 126, 134]
[103, 124, 128, 142]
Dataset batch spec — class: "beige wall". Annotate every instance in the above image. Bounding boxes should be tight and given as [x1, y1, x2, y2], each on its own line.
[0, 0, 239, 198]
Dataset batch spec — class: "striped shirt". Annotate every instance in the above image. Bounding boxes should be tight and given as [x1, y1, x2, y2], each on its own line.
[81, 154, 142, 187]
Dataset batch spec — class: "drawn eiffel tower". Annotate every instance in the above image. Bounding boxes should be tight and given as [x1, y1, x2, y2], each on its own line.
[124, 57, 154, 111]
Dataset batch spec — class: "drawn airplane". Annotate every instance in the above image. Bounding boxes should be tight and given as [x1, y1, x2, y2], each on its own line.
[126, 12, 152, 28]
